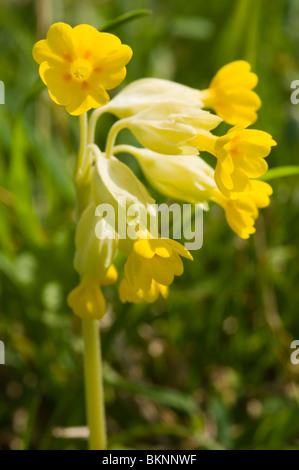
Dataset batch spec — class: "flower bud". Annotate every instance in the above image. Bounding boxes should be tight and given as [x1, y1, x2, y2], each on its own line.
[127, 146, 217, 204]
[107, 78, 204, 118]
[125, 103, 221, 155]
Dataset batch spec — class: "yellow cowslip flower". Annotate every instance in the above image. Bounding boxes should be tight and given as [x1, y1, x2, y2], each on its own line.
[67, 266, 118, 320]
[124, 102, 221, 155]
[212, 180, 273, 239]
[213, 126, 276, 198]
[192, 126, 276, 199]
[119, 277, 168, 304]
[32, 22, 132, 115]
[199, 61, 262, 126]
[120, 238, 193, 304]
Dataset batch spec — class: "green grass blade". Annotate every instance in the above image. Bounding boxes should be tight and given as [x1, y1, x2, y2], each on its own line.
[100, 10, 152, 32]
[0, 252, 20, 284]
[0, 206, 14, 253]
[261, 166, 299, 181]
[104, 364, 199, 415]
[24, 121, 75, 203]
[9, 117, 45, 245]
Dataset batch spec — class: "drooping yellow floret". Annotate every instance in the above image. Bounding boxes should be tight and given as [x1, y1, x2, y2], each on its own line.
[213, 126, 276, 198]
[213, 180, 273, 239]
[200, 61, 261, 126]
[119, 238, 193, 304]
[33, 22, 132, 115]
[67, 265, 117, 320]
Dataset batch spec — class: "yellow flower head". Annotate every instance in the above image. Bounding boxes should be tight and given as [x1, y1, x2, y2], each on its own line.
[67, 266, 117, 320]
[32, 22, 132, 115]
[120, 238, 193, 303]
[215, 180, 273, 239]
[214, 126, 276, 198]
[200, 61, 262, 126]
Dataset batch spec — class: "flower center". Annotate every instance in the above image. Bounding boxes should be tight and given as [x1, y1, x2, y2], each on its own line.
[71, 60, 92, 81]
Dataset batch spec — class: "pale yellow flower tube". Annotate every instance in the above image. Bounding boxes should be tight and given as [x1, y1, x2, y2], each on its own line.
[114, 145, 217, 204]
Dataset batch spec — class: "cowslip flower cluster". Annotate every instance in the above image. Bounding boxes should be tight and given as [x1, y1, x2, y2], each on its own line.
[33, 23, 276, 320]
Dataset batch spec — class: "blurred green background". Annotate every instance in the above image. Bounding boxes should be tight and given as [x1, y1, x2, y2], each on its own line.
[0, 0, 299, 450]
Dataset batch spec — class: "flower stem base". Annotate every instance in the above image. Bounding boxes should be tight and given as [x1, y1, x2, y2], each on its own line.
[83, 319, 107, 450]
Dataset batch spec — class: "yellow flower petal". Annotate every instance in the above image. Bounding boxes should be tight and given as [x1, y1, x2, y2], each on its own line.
[92, 66, 127, 91]
[65, 84, 109, 116]
[162, 238, 193, 260]
[238, 155, 268, 178]
[40, 62, 73, 106]
[119, 278, 143, 303]
[32, 39, 61, 65]
[146, 253, 184, 286]
[100, 264, 118, 286]
[72, 24, 103, 52]
[251, 180, 273, 207]
[46, 22, 74, 56]
[119, 277, 168, 304]
[134, 239, 172, 259]
[124, 250, 152, 292]
[210, 61, 257, 88]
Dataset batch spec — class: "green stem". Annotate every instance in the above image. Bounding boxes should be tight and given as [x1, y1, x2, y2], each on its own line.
[75, 113, 107, 451]
[75, 113, 88, 182]
[83, 319, 107, 450]
[75, 113, 91, 216]
[113, 144, 141, 159]
[105, 118, 131, 158]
